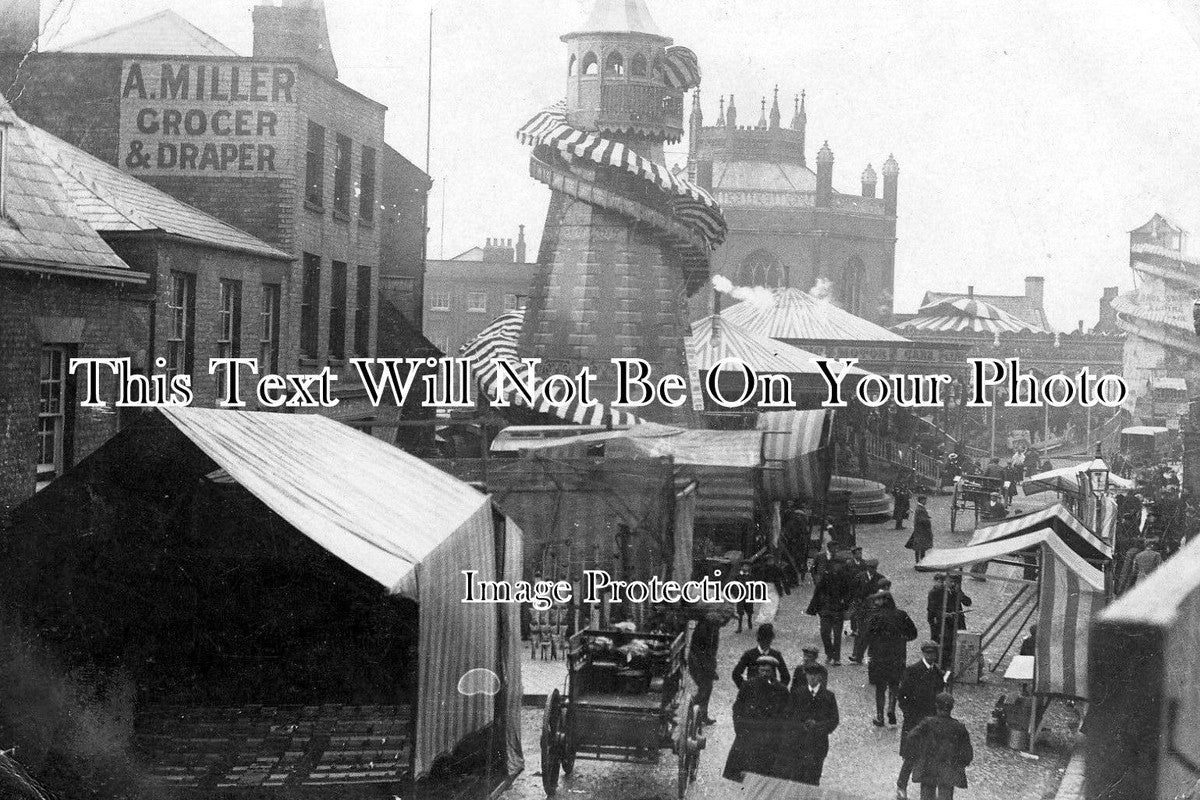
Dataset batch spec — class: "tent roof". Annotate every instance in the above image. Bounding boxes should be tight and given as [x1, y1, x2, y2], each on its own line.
[916, 530, 1105, 592]
[721, 287, 909, 343]
[161, 407, 489, 598]
[688, 314, 869, 377]
[1100, 536, 1200, 626]
[526, 422, 764, 467]
[968, 502, 1111, 561]
[1022, 465, 1133, 496]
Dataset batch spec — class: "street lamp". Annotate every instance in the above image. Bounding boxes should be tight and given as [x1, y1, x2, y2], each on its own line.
[1082, 442, 1110, 498]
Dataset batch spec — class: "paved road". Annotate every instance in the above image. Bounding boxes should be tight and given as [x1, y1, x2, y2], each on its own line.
[501, 493, 1075, 800]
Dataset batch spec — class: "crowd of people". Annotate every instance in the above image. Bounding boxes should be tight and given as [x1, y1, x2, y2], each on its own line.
[1112, 463, 1193, 593]
[688, 534, 982, 799]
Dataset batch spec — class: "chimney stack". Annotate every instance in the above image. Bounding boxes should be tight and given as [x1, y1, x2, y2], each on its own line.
[483, 236, 515, 263]
[0, 0, 39, 55]
[816, 142, 834, 207]
[1025, 276, 1045, 310]
[253, 0, 338, 79]
[515, 225, 527, 263]
[967, 285, 974, 299]
[861, 163, 877, 199]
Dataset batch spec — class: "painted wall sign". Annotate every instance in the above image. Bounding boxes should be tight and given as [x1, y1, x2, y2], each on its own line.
[119, 60, 296, 176]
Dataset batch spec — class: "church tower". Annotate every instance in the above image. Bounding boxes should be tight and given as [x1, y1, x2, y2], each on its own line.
[518, 0, 722, 423]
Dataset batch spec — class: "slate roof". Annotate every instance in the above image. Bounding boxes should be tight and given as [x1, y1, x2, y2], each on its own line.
[0, 95, 140, 280]
[52, 9, 240, 56]
[26, 125, 291, 261]
[921, 290, 1052, 332]
[713, 160, 817, 194]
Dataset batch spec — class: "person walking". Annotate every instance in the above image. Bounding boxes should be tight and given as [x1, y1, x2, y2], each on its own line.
[1131, 538, 1162, 585]
[723, 656, 789, 782]
[895, 642, 946, 800]
[893, 484, 912, 530]
[688, 612, 724, 726]
[863, 591, 919, 727]
[848, 559, 889, 664]
[906, 496, 934, 567]
[773, 662, 840, 786]
[733, 623, 790, 688]
[806, 561, 850, 665]
[903, 692, 974, 799]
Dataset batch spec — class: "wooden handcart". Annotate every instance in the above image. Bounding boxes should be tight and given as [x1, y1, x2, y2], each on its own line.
[949, 473, 1007, 531]
[540, 629, 704, 798]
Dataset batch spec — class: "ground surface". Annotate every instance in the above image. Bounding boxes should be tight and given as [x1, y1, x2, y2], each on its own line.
[500, 493, 1078, 800]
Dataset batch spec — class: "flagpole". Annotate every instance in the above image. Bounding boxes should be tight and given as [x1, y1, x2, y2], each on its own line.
[425, 7, 433, 175]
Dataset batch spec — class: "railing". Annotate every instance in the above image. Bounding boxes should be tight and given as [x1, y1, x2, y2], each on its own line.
[863, 430, 942, 487]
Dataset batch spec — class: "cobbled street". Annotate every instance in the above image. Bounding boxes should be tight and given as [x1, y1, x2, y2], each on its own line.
[501, 494, 1078, 800]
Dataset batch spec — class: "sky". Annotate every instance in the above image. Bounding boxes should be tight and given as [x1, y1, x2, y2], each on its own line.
[38, 0, 1200, 329]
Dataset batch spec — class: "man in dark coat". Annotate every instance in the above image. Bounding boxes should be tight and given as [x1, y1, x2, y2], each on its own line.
[905, 496, 934, 566]
[893, 484, 912, 529]
[811, 538, 840, 583]
[806, 562, 850, 665]
[896, 642, 946, 799]
[903, 692, 973, 799]
[848, 560, 889, 664]
[773, 662, 840, 786]
[863, 591, 918, 726]
[688, 614, 723, 726]
[723, 656, 788, 782]
[733, 623, 790, 688]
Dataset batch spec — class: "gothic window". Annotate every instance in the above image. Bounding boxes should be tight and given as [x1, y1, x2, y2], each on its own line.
[582, 52, 599, 76]
[740, 250, 786, 288]
[629, 54, 647, 77]
[568, 54, 577, 76]
[605, 51, 624, 76]
[842, 256, 865, 315]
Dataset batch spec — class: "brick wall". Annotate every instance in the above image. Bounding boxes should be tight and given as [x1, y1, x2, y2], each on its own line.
[0, 271, 149, 512]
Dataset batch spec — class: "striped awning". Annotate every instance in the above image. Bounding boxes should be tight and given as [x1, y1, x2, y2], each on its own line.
[757, 410, 831, 504]
[458, 308, 644, 426]
[1022, 464, 1134, 497]
[896, 296, 1047, 335]
[517, 101, 726, 249]
[969, 502, 1112, 562]
[722, 287, 909, 343]
[689, 314, 868, 376]
[918, 530, 1104, 700]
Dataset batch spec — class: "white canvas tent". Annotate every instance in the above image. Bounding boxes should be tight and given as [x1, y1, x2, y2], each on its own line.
[969, 502, 1113, 563]
[161, 407, 523, 778]
[1022, 464, 1134, 497]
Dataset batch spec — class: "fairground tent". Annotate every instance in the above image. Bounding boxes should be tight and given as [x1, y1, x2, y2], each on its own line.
[1022, 464, 1134, 496]
[967, 502, 1113, 563]
[917, 530, 1105, 699]
[521, 410, 831, 521]
[159, 407, 522, 778]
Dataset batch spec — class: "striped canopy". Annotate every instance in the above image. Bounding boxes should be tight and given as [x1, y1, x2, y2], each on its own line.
[1022, 464, 1134, 497]
[688, 314, 868, 376]
[722, 287, 909, 342]
[896, 296, 1046, 335]
[969, 501, 1112, 562]
[458, 308, 644, 426]
[662, 46, 701, 89]
[517, 101, 726, 248]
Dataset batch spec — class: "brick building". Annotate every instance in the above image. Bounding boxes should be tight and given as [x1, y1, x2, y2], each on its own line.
[0, 95, 149, 511]
[379, 144, 434, 333]
[684, 88, 899, 325]
[422, 230, 534, 354]
[3, 0, 432, 429]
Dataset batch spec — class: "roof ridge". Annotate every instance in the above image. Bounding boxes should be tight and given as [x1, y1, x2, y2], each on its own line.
[52, 8, 239, 56]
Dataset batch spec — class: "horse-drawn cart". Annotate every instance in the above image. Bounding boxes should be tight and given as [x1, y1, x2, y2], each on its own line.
[949, 473, 1007, 531]
[540, 628, 705, 797]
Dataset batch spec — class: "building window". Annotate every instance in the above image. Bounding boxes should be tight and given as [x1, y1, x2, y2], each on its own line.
[354, 265, 373, 356]
[166, 271, 195, 379]
[260, 284, 281, 374]
[333, 134, 351, 215]
[429, 289, 451, 310]
[466, 291, 487, 313]
[629, 54, 647, 77]
[216, 279, 242, 392]
[582, 52, 599, 76]
[740, 249, 786, 288]
[568, 54, 577, 76]
[842, 256, 865, 315]
[605, 51, 624, 76]
[503, 293, 518, 310]
[305, 121, 325, 207]
[329, 260, 347, 359]
[359, 145, 376, 222]
[300, 254, 321, 358]
[36, 346, 68, 491]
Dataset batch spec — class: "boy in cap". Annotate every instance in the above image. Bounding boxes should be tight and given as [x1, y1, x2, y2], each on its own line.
[733, 622, 790, 688]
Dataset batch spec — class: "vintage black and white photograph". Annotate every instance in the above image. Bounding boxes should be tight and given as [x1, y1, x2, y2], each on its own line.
[0, 0, 1198, 798]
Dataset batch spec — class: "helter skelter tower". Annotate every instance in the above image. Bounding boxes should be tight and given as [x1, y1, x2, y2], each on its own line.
[516, 0, 726, 425]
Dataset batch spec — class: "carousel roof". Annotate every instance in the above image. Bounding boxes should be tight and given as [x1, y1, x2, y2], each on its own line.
[688, 314, 868, 376]
[894, 296, 1048, 335]
[721, 287, 909, 343]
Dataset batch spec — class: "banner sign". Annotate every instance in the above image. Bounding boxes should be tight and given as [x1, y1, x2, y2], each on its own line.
[119, 60, 296, 176]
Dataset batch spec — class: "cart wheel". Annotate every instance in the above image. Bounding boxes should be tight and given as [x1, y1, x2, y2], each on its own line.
[676, 702, 701, 799]
[540, 688, 564, 796]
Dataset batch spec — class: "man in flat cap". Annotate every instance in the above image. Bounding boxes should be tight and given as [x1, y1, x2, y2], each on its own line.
[903, 692, 973, 799]
[724, 655, 788, 782]
[733, 622, 790, 689]
[774, 662, 840, 786]
[849, 558, 889, 663]
[862, 591, 918, 727]
[896, 642, 947, 799]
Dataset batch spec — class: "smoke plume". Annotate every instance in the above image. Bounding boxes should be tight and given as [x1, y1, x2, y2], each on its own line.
[711, 275, 775, 310]
[809, 277, 835, 303]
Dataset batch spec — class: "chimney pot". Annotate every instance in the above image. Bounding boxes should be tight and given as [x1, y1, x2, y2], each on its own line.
[967, 286, 974, 298]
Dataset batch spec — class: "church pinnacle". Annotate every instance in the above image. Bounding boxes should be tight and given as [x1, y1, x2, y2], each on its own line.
[769, 84, 781, 129]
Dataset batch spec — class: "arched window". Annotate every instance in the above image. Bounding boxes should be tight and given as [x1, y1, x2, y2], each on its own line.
[629, 53, 647, 77]
[605, 51, 624, 76]
[651, 57, 664, 81]
[582, 52, 599, 76]
[841, 256, 865, 315]
[568, 54, 577, 76]
[740, 250, 786, 288]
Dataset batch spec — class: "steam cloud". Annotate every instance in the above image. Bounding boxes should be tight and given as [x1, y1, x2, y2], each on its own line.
[809, 277, 835, 303]
[711, 275, 775, 310]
